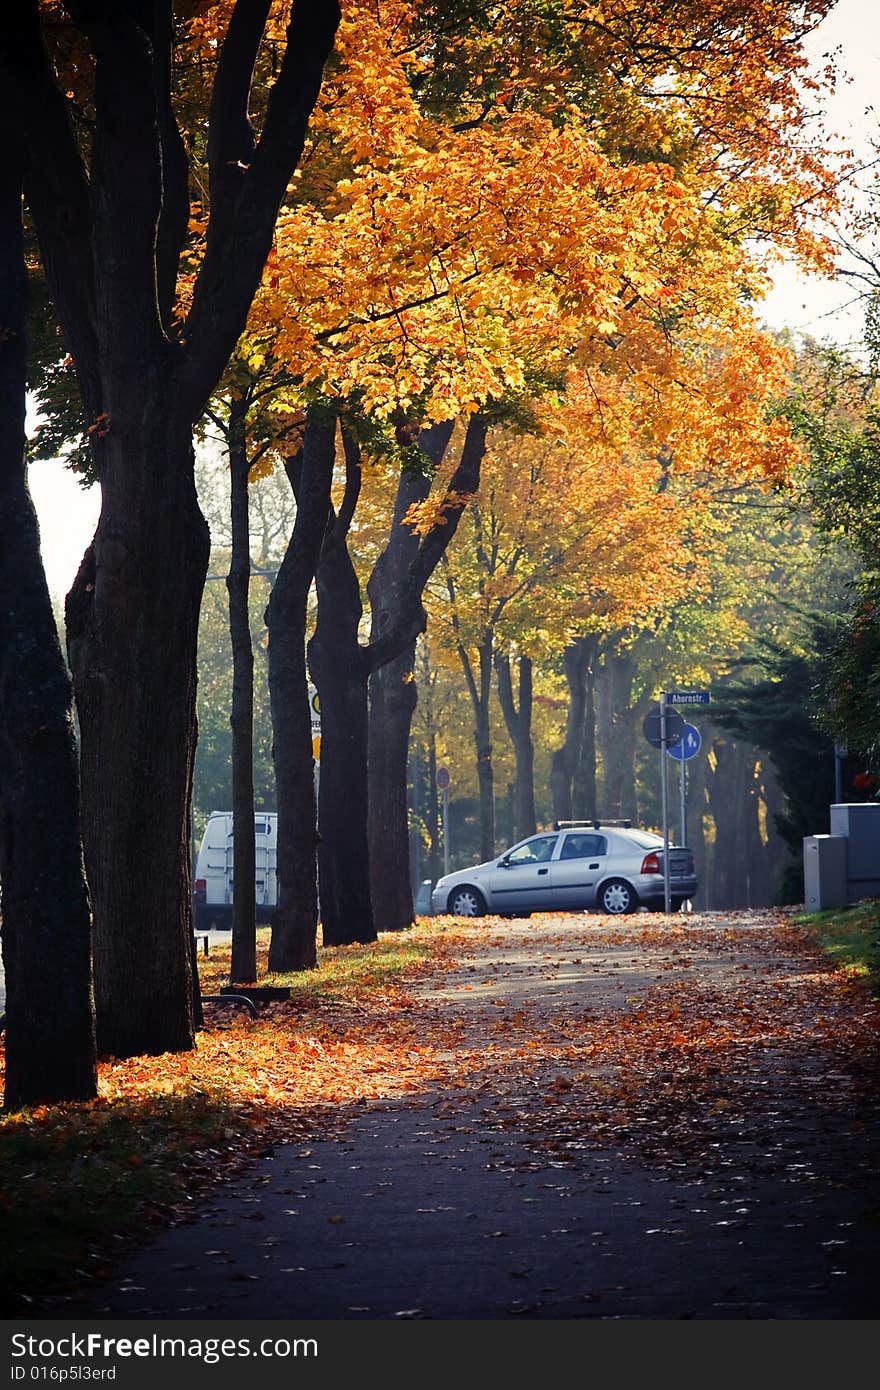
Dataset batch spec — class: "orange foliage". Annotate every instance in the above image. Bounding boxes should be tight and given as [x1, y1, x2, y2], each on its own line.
[232, 0, 843, 484]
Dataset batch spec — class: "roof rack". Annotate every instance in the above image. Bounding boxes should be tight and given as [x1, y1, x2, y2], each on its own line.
[553, 819, 632, 831]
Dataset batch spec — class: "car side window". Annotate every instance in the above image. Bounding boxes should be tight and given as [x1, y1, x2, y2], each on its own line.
[559, 834, 607, 860]
[507, 834, 558, 865]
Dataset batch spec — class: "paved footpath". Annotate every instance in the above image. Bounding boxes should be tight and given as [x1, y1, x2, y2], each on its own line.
[44, 912, 880, 1320]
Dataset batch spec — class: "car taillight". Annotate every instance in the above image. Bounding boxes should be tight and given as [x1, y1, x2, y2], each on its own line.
[194, 878, 206, 903]
[640, 852, 661, 874]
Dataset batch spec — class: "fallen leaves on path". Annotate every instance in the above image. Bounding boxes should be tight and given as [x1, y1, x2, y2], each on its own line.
[3, 908, 880, 1309]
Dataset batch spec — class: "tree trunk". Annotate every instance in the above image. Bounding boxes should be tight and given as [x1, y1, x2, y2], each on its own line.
[706, 740, 776, 910]
[66, 402, 210, 1057]
[475, 720, 495, 860]
[308, 428, 375, 946]
[266, 411, 335, 972]
[496, 652, 536, 840]
[418, 643, 441, 886]
[0, 136, 97, 1108]
[572, 638, 599, 821]
[550, 636, 597, 824]
[368, 646, 420, 931]
[463, 638, 495, 862]
[365, 419, 460, 932]
[227, 398, 257, 984]
[596, 647, 642, 821]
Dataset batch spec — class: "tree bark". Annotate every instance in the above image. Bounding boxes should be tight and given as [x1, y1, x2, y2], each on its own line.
[596, 646, 643, 821]
[0, 118, 97, 1108]
[266, 411, 335, 971]
[572, 637, 599, 821]
[706, 739, 776, 910]
[368, 646, 420, 931]
[66, 410, 210, 1057]
[495, 652, 536, 841]
[364, 414, 486, 922]
[417, 642, 441, 886]
[473, 641, 496, 860]
[454, 634, 496, 862]
[365, 417, 463, 932]
[308, 425, 375, 946]
[550, 635, 599, 824]
[227, 393, 257, 984]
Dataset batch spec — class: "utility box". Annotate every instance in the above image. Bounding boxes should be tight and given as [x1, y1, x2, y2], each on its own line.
[829, 803, 880, 899]
[803, 835, 848, 911]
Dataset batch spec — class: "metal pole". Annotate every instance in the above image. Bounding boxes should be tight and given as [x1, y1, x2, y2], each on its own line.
[442, 786, 450, 877]
[660, 692, 671, 913]
[680, 755, 687, 848]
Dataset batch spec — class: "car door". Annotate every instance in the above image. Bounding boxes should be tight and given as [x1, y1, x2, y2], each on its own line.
[486, 834, 559, 911]
[551, 832, 609, 908]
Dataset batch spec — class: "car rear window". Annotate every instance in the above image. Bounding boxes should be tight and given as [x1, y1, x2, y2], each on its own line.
[560, 834, 607, 859]
[623, 830, 663, 849]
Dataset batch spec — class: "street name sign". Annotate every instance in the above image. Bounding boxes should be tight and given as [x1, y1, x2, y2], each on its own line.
[665, 690, 710, 705]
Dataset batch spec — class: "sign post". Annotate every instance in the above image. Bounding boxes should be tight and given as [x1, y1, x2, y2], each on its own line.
[659, 693, 671, 913]
[436, 766, 451, 876]
[667, 722, 702, 847]
[642, 701, 684, 914]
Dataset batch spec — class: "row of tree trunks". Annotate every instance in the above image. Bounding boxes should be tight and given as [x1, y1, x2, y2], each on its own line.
[538, 640, 794, 909]
[0, 133, 97, 1109]
[6, 0, 340, 1060]
[265, 408, 483, 950]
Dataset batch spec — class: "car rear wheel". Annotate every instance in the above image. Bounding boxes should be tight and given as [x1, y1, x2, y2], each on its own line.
[599, 878, 637, 915]
[448, 885, 487, 917]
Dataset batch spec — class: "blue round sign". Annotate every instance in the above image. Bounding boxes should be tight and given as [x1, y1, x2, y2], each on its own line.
[667, 722, 701, 761]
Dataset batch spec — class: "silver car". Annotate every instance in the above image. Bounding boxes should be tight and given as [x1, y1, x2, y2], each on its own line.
[430, 821, 697, 917]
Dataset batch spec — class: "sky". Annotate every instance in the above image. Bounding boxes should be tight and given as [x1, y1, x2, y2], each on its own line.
[27, 0, 880, 605]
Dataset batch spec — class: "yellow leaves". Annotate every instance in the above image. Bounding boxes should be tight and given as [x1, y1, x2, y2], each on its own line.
[404, 491, 476, 538]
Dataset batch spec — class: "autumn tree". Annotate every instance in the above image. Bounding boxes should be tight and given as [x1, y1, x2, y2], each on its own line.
[0, 92, 96, 1108]
[1, 0, 340, 1057]
[432, 421, 699, 860]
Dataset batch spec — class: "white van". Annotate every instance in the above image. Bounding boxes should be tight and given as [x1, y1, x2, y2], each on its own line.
[193, 811, 278, 931]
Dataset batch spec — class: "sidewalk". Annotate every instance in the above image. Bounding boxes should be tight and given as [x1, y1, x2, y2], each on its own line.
[38, 912, 880, 1320]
